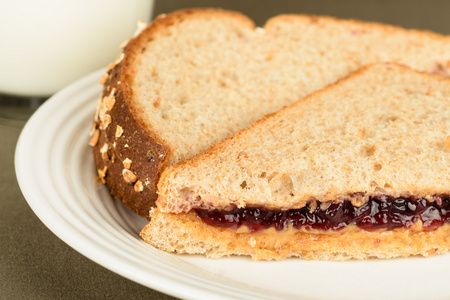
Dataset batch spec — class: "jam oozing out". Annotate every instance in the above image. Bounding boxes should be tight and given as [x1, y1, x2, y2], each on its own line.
[195, 195, 450, 233]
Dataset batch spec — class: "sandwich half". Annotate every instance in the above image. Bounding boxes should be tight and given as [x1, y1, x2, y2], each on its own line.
[89, 8, 450, 218]
[141, 64, 450, 260]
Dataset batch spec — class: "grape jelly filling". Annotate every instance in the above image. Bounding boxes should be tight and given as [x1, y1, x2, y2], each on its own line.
[195, 195, 450, 233]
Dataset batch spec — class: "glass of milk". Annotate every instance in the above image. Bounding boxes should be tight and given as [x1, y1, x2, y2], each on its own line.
[0, 0, 153, 118]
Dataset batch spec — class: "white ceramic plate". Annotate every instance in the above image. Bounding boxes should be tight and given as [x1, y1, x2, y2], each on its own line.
[15, 69, 450, 300]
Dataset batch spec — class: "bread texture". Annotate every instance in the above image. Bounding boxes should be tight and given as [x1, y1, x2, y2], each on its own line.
[156, 64, 450, 213]
[142, 64, 450, 260]
[90, 8, 450, 217]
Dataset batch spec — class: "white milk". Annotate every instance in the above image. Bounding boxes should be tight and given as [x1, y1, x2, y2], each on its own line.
[0, 0, 153, 97]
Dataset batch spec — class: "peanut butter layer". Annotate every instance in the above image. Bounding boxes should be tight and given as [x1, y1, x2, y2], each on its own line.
[141, 208, 450, 260]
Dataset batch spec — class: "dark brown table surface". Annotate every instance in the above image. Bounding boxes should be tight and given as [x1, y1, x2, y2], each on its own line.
[2, 1, 449, 299]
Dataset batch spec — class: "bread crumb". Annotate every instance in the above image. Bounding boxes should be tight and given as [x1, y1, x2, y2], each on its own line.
[320, 201, 331, 210]
[94, 97, 102, 122]
[308, 200, 317, 213]
[105, 94, 116, 111]
[100, 143, 109, 153]
[115, 125, 123, 137]
[100, 114, 112, 130]
[122, 169, 138, 183]
[88, 129, 100, 147]
[133, 20, 147, 37]
[115, 53, 125, 65]
[148, 207, 156, 219]
[97, 166, 108, 184]
[100, 143, 109, 160]
[123, 158, 132, 169]
[99, 97, 108, 119]
[134, 180, 144, 192]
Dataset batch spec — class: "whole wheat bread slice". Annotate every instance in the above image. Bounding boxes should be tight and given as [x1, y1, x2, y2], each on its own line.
[90, 8, 450, 217]
[141, 63, 450, 260]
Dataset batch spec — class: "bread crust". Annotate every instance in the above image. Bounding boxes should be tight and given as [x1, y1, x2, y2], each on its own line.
[91, 8, 254, 217]
[142, 207, 450, 260]
[265, 14, 450, 43]
[92, 83, 170, 215]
